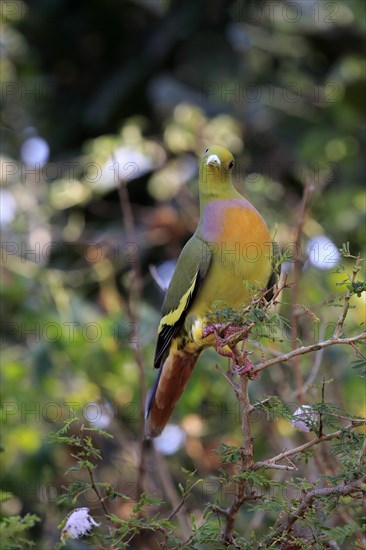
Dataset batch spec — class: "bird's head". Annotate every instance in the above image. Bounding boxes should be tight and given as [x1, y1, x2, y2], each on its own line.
[199, 145, 235, 193]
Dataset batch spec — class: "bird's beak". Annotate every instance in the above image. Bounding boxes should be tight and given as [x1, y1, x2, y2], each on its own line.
[206, 154, 221, 166]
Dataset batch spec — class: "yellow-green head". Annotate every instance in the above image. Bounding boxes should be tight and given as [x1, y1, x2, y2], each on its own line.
[199, 145, 237, 207]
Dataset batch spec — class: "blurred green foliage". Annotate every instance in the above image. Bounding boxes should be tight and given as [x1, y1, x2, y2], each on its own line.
[1, 0, 365, 547]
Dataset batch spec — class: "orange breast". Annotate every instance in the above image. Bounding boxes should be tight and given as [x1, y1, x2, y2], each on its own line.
[191, 200, 272, 328]
[218, 206, 269, 246]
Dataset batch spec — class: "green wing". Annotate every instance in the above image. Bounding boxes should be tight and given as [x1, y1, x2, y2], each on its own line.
[153, 235, 212, 369]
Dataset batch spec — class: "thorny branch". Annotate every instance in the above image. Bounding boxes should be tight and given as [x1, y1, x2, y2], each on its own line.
[220, 376, 254, 545]
[252, 333, 366, 375]
[209, 272, 365, 378]
[256, 420, 366, 469]
[269, 473, 366, 544]
[211, 248, 365, 544]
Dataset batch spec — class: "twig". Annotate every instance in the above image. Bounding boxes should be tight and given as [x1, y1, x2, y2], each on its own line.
[258, 463, 297, 471]
[221, 376, 254, 544]
[318, 377, 326, 437]
[209, 504, 229, 517]
[217, 280, 290, 351]
[152, 446, 191, 539]
[166, 496, 189, 522]
[357, 436, 366, 465]
[290, 177, 314, 403]
[215, 364, 238, 389]
[313, 412, 365, 423]
[88, 466, 110, 517]
[333, 255, 362, 339]
[257, 420, 366, 467]
[116, 157, 147, 498]
[250, 341, 284, 358]
[252, 333, 366, 375]
[291, 325, 325, 399]
[349, 341, 366, 360]
[270, 473, 366, 543]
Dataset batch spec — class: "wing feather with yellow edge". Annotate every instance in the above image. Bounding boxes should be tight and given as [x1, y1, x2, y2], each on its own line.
[153, 236, 212, 370]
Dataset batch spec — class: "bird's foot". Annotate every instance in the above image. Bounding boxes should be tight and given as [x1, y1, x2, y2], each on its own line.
[232, 357, 258, 379]
[222, 325, 244, 338]
[203, 323, 258, 379]
[202, 323, 227, 350]
[202, 323, 221, 340]
[202, 324, 238, 361]
[202, 324, 243, 343]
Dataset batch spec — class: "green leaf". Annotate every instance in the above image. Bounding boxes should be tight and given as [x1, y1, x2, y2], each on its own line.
[0, 514, 40, 550]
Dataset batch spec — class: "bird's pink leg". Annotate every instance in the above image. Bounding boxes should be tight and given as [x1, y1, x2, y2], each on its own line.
[232, 357, 256, 376]
[202, 324, 258, 378]
[202, 324, 241, 359]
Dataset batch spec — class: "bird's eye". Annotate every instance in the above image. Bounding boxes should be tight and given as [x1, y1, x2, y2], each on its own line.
[205, 147, 209, 153]
[228, 160, 234, 170]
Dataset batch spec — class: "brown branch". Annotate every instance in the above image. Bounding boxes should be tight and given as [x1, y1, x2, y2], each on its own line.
[221, 376, 254, 544]
[252, 333, 366, 375]
[250, 255, 363, 381]
[116, 159, 147, 498]
[250, 341, 284, 358]
[256, 420, 366, 468]
[151, 446, 191, 539]
[290, 177, 314, 403]
[257, 462, 297, 472]
[87, 466, 110, 517]
[350, 341, 366, 360]
[166, 495, 190, 523]
[209, 503, 229, 517]
[214, 312, 365, 543]
[215, 364, 238, 389]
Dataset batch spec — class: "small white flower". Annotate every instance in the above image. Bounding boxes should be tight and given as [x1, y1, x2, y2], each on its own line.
[62, 507, 100, 540]
[291, 405, 318, 433]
